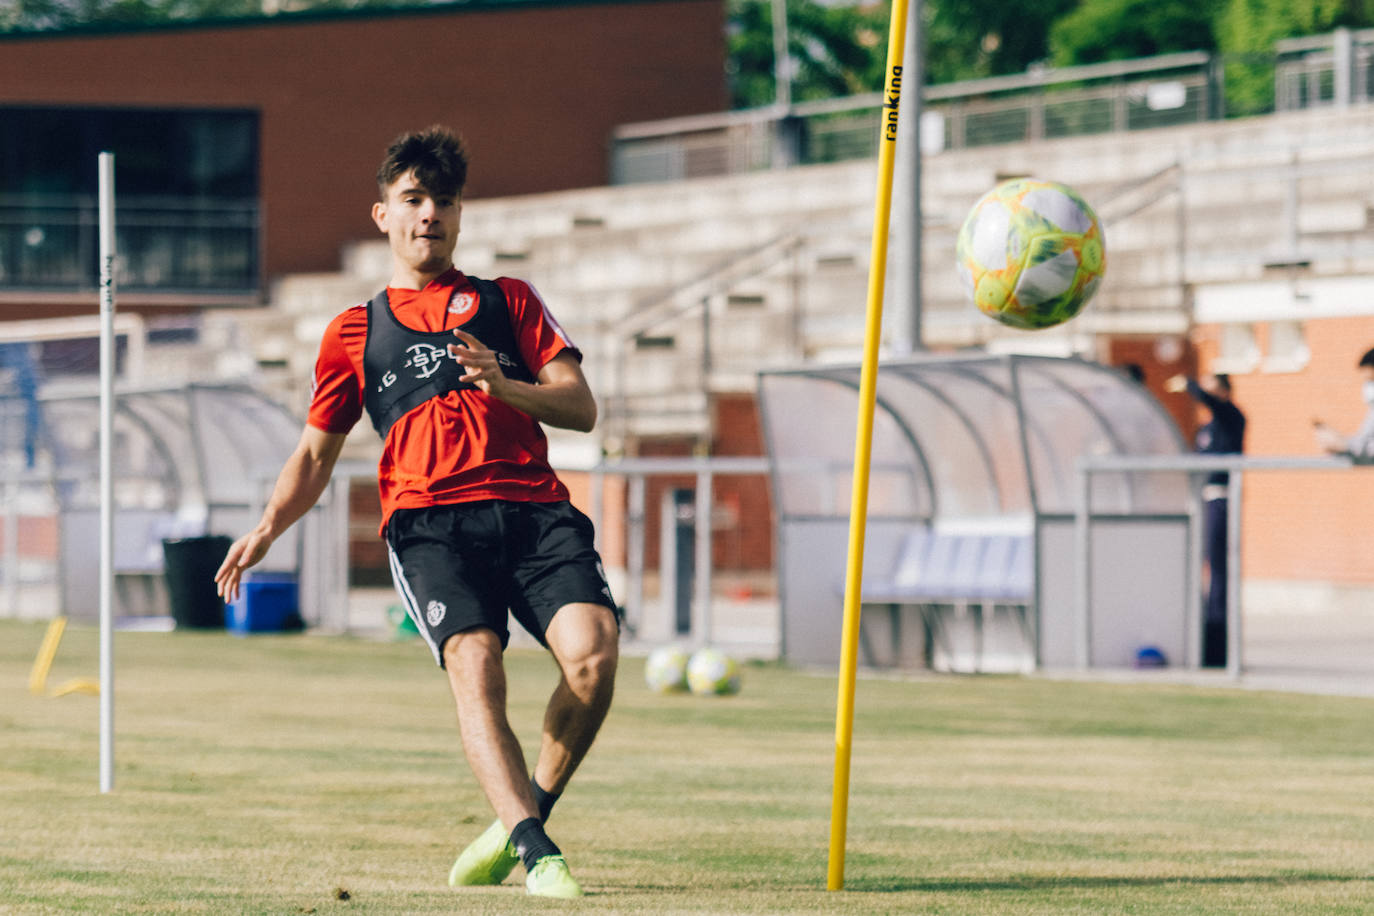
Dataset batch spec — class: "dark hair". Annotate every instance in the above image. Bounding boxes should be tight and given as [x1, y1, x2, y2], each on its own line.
[376, 126, 468, 200]
[1121, 362, 1145, 384]
[1360, 347, 1374, 369]
[1212, 373, 1231, 393]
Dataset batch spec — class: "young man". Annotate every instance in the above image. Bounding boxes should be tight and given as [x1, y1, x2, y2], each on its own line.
[214, 126, 619, 899]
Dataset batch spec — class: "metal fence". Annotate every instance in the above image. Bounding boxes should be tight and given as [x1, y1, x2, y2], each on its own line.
[1276, 28, 1374, 110]
[613, 31, 1374, 185]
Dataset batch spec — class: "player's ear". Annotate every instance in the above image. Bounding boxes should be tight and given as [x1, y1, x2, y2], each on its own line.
[371, 200, 388, 234]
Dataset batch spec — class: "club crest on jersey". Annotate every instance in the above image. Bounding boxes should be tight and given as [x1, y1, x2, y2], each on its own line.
[448, 290, 478, 317]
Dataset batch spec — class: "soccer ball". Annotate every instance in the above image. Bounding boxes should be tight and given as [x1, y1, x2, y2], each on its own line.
[644, 646, 690, 693]
[955, 177, 1106, 330]
[686, 648, 741, 696]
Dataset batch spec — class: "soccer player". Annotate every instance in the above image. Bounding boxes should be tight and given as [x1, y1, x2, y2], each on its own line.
[214, 126, 619, 899]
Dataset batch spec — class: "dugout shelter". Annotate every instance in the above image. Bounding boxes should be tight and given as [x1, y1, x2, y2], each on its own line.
[759, 353, 1193, 673]
[0, 383, 333, 624]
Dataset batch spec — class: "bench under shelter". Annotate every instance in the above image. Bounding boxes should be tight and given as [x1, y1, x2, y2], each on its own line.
[758, 353, 1192, 673]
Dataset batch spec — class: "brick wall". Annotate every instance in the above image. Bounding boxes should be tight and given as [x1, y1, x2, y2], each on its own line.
[1105, 335, 1199, 443]
[1193, 315, 1374, 584]
[0, 0, 726, 289]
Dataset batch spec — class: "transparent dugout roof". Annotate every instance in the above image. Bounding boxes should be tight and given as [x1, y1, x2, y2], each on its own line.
[1, 382, 300, 517]
[759, 354, 1189, 521]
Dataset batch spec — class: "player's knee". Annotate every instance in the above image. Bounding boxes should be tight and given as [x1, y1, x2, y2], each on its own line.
[561, 635, 618, 699]
[442, 627, 503, 677]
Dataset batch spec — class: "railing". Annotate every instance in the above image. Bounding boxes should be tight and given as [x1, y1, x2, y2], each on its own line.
[608, 233, 804, 442]
[612, 51, 1221, 184]
[0, 192, 259, 294]
[1276, 28, 1374, 110]
[613, 29, 1374, 185]
[1074, 454, 1358, 679]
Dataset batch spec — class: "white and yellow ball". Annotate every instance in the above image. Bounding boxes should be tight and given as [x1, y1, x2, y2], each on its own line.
[644, 646, 690, 693]
[686, 648, 741, 696]
[955, 177, 1106, 330]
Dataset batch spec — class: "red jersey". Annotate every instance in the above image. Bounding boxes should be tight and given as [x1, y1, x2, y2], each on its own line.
[308, 268, 580, 530]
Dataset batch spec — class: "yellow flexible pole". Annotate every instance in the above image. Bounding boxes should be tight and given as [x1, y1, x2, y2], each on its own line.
[29, 616, 67, 696]
[826, 0, 909, 891]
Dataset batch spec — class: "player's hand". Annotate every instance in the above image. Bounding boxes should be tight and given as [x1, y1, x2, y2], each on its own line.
[1163, 374, 1187, 394]
[448, 329, 508, 395]
[214, 530, 272, 603]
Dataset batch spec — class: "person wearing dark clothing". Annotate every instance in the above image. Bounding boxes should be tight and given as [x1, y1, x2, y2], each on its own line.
[1167, 373, 1246, 668]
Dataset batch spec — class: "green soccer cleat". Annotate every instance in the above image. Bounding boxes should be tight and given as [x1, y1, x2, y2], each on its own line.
[448, 818, 520, 887]
[524, 854, 583, 898]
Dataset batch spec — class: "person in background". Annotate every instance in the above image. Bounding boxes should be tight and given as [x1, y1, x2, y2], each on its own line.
[1314, 346, 1374, 460]
[1166, 372, 1246, 668]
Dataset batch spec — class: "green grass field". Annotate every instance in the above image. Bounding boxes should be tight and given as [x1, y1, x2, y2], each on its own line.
[4, 618, 1374, 915]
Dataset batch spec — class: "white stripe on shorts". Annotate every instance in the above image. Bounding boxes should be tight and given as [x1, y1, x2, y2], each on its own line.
[387, 541, 442, 666]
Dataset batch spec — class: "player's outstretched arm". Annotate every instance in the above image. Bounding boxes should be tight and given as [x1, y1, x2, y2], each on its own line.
[215, 425, 348, 602]
[449, 332, 596, 432]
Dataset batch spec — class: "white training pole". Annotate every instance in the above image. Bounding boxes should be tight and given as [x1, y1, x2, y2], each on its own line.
[98, 152, 116, 794]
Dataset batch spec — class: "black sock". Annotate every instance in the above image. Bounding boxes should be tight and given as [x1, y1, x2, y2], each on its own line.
[531, 777, 560, 823]
[509, 817, 561, 871]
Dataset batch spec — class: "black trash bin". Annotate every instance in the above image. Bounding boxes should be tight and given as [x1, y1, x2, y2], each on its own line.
[162, 535, 233, 629]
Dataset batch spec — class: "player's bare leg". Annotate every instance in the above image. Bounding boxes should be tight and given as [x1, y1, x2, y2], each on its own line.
[533, 602, 620, 796]
[443, 628, 539, 831]
[444, 629, 577, 896]
[448, 605, 614, 894]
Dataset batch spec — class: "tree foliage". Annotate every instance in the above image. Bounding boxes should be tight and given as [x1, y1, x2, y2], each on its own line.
[1048, 0, 1226, 66]
[923, 0, 1079, 84]
[727, 0, 888, 109]
[1214, 0, 1374, 112]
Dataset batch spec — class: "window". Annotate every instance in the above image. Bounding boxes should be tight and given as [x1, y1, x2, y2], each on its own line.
[1213, 323, 1261, 374]
[0, 107, 259, 294]
[1263, 320, 1310, 373]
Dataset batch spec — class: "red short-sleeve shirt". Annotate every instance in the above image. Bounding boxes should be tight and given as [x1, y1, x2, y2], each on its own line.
[308, 268, 579, 529]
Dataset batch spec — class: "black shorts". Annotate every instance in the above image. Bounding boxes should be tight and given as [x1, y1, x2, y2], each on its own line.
[385, 499, 619, 666]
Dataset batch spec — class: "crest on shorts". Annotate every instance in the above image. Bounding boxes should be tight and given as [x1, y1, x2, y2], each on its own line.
[426, 600, 447, 627]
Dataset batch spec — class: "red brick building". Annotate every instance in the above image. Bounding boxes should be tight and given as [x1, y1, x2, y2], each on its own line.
[0, 0, 727, 317]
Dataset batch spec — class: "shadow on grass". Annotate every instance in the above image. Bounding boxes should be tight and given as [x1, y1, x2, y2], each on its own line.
[845, 871, 1371, 894]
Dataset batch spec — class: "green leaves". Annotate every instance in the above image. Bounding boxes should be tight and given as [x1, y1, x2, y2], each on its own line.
[727, 0, 889, 109]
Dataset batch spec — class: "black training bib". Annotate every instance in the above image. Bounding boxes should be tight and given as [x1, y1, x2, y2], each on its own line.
[361, 276, 536, 440]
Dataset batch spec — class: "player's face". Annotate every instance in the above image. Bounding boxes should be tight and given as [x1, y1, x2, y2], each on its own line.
[372, 170, 460, 274]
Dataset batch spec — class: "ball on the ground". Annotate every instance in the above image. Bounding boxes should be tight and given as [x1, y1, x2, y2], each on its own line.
[644, 646, 690, 693]
[686, 647, 741, 696]
[955, 177, 1106, 330]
